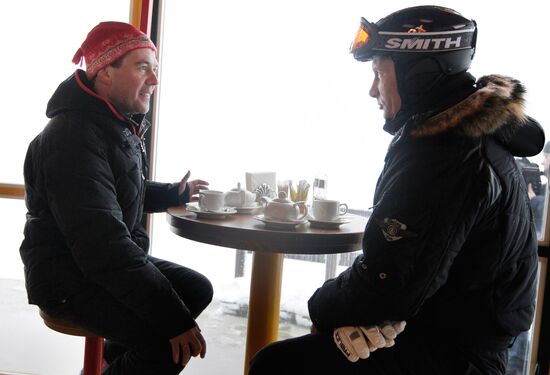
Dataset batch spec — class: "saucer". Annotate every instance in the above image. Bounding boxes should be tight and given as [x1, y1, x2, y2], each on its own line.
[254, 215, 307, 230]
[234, 203, 263, 214]
[187, 204, 237, 219]
[307, 215, 351, 229]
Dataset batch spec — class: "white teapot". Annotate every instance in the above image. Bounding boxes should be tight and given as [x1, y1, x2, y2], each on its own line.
[225, 183, 257, 207]
[261, 191, 308, 221]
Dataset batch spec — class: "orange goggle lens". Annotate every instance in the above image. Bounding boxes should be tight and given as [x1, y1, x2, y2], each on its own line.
[350, 24, 370, 53]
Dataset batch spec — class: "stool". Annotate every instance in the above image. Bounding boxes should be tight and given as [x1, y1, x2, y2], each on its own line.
[39, 309, 105, 375]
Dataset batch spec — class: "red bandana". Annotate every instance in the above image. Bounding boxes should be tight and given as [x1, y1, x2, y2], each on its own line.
[72, 21, 157, 79]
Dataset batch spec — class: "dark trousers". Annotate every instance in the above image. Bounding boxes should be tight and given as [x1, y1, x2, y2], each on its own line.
[41, 256, 213, 375]
[248, 329, 508, 375]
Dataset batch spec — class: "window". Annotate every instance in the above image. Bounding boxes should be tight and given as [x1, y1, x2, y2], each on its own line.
[152, 1, 547, 374]
[0, 3, 130, 374]
[0, 1, 130, 277]
[0, 1, 131, 184]
[0, 1, 546, 374]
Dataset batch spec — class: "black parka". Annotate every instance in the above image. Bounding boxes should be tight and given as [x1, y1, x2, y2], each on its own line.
[308, 75, 543, 350]
[20, 70, 195, 339]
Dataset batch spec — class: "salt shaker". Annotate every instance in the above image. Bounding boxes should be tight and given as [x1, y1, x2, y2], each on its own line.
[313, 174, 327, 200]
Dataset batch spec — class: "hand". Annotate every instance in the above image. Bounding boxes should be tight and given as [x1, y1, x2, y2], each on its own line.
[169, 326, 207, 366]
[178, 170, 209, 199]
[333, 321, 406, 362]
[333, 326, 368, 362]
[527, 183, 536, 200]
[366, 320, 406, 349]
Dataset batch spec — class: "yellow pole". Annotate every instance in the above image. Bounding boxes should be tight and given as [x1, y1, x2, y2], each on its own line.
[244, 252, 284, 374]
[0, 183, 25, 199]
[129, 0, 142, 28]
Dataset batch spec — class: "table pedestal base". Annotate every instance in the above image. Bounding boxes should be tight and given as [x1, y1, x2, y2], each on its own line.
[244, 252, 284, 374]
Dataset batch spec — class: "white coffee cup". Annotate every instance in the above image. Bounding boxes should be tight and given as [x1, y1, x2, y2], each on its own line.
[198, 190, 225, 212]
[312, 199, 348, 221]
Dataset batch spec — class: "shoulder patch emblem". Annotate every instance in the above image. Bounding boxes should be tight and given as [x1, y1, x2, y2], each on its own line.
[374, 217, 417, 242]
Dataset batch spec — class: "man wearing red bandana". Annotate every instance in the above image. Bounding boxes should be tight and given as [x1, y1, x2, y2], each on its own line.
[20, 21, 213, 374]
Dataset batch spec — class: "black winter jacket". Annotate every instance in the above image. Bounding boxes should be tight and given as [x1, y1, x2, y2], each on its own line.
[20, 70, 194, 339]
[308, 75, 543, 350]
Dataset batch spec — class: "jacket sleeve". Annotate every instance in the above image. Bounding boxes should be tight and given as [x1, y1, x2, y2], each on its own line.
[144, 181, 190, 213]
[41, 119, 196, 339]
[308, 140, 492, 331]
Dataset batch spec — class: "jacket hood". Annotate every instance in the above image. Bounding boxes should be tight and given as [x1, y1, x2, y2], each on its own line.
[46, 70, 124, 121]
[409, 75, 544, 157]
[46, 69, 148, 135]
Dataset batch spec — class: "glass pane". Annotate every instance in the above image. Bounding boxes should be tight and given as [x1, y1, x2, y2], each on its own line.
[153, 1, 546, 374]
[518, 151, 550, 241]
[151, 219, 363, 374]
[0, 3, 130, 374]
[0, 0, 130, 184]
[506, 257, 545, 375]
[507, 330, 533, 375]
[1, 199, 27, 280]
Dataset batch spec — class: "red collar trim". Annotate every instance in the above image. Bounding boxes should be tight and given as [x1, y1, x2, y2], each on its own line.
[74, 71, 126, 123]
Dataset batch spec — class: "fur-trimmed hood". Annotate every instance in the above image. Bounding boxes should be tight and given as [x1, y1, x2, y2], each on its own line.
[410, 75, 544, 157]
[412, 75, 526, 137]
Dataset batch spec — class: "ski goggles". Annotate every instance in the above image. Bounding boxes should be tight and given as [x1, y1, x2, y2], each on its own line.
[349, 17, 477, 62]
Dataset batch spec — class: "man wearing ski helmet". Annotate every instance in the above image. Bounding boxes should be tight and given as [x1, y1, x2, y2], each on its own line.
[249, 6, 543, 375]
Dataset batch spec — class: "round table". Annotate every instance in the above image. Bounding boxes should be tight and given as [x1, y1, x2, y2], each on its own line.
[166, 206, 367, 374]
